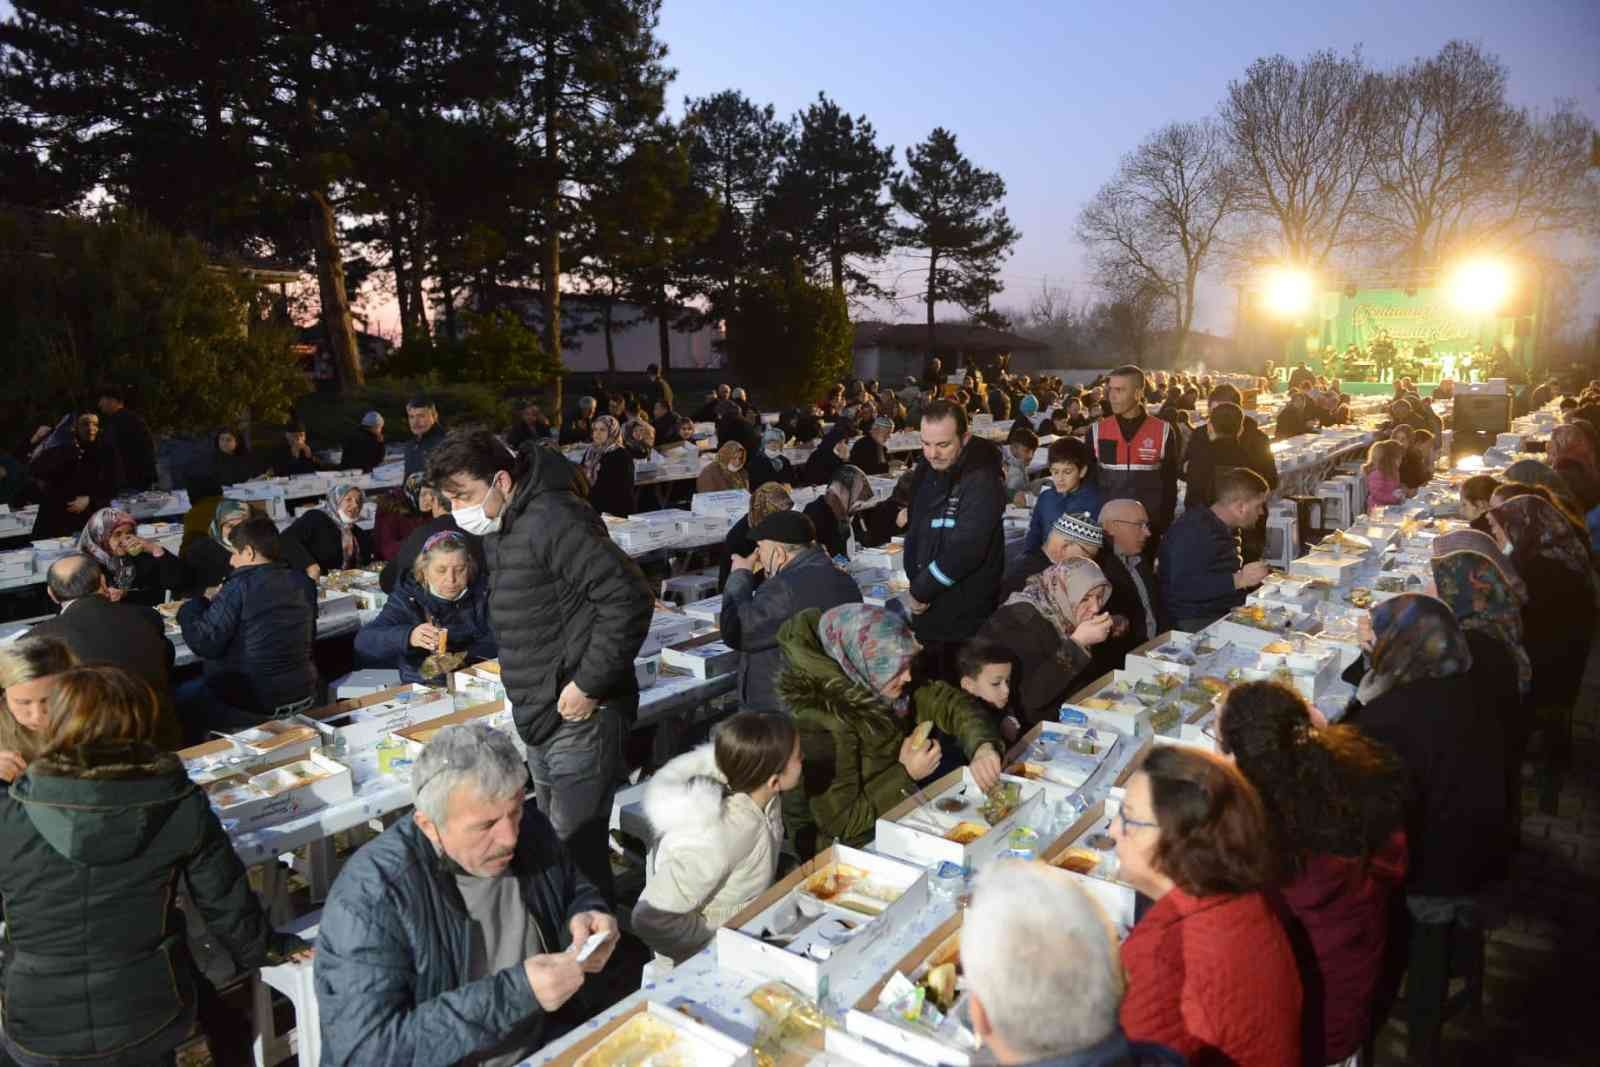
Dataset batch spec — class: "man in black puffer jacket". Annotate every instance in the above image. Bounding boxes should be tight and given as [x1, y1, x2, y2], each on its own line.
[175, 516, 318, 740]
[429, 431, 653, 902]
[903, 400, 1006, 681]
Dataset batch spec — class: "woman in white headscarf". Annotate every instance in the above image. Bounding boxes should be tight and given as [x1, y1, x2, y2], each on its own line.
[284, 481, 373, 575]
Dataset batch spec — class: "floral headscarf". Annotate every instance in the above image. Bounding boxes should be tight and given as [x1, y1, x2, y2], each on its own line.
[1432, 529, 1525, 602]
[748, 481, 794, 528]
[1359, 593, 1474, 705]
[818, 603, 919, 704]
[1550, 423, 1599, 478]
[324, 483, 364, 526]
[1431, 549, 1533, 696]
[582, 414, 623, 484]
[1006, 558, 1111, 641]
[715, 442, 749, 489]
[209, 499, 250, 549]
[1504, 459, 1576, 503]
[402, 472, 429, 513]
[78, 507, 138, 590]
[1489, 494, 1593, 586]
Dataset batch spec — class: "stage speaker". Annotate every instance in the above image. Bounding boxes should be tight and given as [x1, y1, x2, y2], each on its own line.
[1452, 393, 1511, 436]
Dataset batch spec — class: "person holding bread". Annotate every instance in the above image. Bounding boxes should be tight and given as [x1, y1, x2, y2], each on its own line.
[774, 603, 1003, 857]
[354, 531, 497, 684]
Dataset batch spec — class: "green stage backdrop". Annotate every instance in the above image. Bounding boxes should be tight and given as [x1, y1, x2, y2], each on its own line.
[1305, 285, 1538, 375]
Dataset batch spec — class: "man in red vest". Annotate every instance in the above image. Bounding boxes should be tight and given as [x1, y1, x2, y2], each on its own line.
[1091, 365, 1181, 543]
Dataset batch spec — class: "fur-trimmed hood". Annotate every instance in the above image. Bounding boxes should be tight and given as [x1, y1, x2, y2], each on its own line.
[9, 741, 194, 864]
[642, 743, 739, 839]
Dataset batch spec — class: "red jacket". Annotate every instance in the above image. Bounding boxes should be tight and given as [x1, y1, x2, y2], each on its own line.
[1280, 833, 1408, 1062]
[1121, 888, 1301, 1067]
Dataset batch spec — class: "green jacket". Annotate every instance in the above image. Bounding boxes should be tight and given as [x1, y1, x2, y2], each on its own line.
[776, 608, 1001, 855]
[0, 742, 296, 1062]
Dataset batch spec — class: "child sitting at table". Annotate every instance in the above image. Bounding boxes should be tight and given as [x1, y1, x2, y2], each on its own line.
[1402, 428, 1436, 489]
[1363, 439, 1409, 506]
[959, 639, 1018, 743]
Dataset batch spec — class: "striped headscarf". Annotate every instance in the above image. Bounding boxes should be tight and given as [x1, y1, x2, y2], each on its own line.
[77, 508, 138, 590]
[1431, 549, 1533, 696]
[819, 603, 920, 704]
[1358, 593, 1474, 705]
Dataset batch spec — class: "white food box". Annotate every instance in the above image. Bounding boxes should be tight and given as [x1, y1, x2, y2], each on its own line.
[845, 914, 974, 1066]
[546, 1000, 753, 1067]
[691, 489, 750, 518]
[659, 634, 738, 679]
[873, 767, 1045, 870]
[1120, 631, 1207, 683]
[1004, 720, 1123, 794]
[390, 699, 523, 762]
[606, 519, 674, 553]
[316, 589, 360, 621]
[825, 1026, 925, 1067]
[853, 543, 906, 573]
[1288, 552, 1365, 584]
[205, 752, 354, 831]
[296, 685, 456, 755]
[332, 669, 405, 699]
[673, 513, 728, 546]
[638, 612, 697, 657]
[1041, 799, 1139, 936]
[626, 508, 685, 529]
[715, 843, 929, 1002]
[1205, 605, 1322, 650]
[680, 595, 723, 623]
[634, 654, 660, 690]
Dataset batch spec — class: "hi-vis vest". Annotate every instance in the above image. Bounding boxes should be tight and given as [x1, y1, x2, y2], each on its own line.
[1092, 412, 1171, 524]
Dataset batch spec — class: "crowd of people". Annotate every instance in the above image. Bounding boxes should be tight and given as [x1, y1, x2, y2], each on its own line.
[0, 357, 1593, 1067]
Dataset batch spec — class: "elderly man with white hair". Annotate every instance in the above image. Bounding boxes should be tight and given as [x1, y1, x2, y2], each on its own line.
[965, 861, 1182, 1066]
[315, 724, 615, 1066]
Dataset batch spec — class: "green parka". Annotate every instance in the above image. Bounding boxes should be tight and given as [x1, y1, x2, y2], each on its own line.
[776, 608, 1001, 855]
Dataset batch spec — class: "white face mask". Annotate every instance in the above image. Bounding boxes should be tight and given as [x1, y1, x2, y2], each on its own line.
[454, 479, 506, 536]
[1501, 538, 1514, 557]
[765, 446, 782, 458]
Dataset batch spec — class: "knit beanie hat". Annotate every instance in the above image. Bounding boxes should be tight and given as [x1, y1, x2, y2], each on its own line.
[1052, 511, 1104, 549]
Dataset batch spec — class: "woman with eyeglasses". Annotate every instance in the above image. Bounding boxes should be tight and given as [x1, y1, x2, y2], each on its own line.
[1112, 745, 1302, 1067]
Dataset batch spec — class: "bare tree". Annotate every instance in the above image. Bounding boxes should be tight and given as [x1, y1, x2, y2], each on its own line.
[1365, 41, 1600, 270]
[1220, 49, 1381, 269]
[1077, 119, 1235, 361]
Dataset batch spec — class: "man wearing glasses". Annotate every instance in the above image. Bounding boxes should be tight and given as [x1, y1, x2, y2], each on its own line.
[1097, 499, 1168, 664]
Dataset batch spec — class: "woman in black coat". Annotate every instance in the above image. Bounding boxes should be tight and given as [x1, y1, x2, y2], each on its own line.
[28, 414, 116, 540]
[1342, 594, 1507, 897]
[746, 428, 797, 492]
[181, 499, 250, 595]
[800, 422, 853, 488]
[975, 559, 1113, 738]
[284, 482, 374, 575]
[78, 507, 188, 607]
[580, 414, 636, 517]
[354, 533, 497, 684]
[803, 464, 872, 561]
[0, 666, 305, 1066]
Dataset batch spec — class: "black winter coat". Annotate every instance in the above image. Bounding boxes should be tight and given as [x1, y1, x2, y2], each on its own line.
[746, 449, 797, 493]
[587, 447, 637, 518]
[720, 548, 862, 712]
[29, 440, 116, 540]
[849, 435, 890, 476]
[177, 561, 318, 715]
[354, 574, 497, 685]
[113, 546, 190, 607]
[181, 535, 233, 595]
[286, 508, 375, 573]
[801, 426, 849, 487]
[976, 603, 1096, 728]
[803, 496, 851, 560]
[315, 809, 607, 1067]
[485, 447, 653, 746]
[1098, 549, 1167, 667]
[1344, 667, 1506, 897]
[403, 422, 447, 477]
[103, 407, 157, 491]
[340, 429, 387, 473]
[0, 743, 290, 1063]
[904, 437, 1006, 642]
[28, 598, 181, 750]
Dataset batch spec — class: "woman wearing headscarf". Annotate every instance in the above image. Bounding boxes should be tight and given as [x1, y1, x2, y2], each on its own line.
[775, 603, 1002, 856]
[179, 498, 250, 596]
[848, 416, 894, 477]
[1485, 493, 1598, 713]
[582, 413, 636, 517]
[284, 482, 373, 576]
[354, 531, 497, 684]
[697, 441, 749, 494]
[800, 421, 853, 487]
[77, 507, 188, 607]
[1343, 594, 1506, 901]
[746, 428, 796, 492]
[804, 463, 872, 560]
[1432, 528, 1526, 600]
[372, 474, 432, 563]
[199, 428, 262, 490]
[1548, 421, 1600, 544]
[976, 559, 1115, 737]
[1431, 549, 1532, 850]
[719, 482, 793, 590]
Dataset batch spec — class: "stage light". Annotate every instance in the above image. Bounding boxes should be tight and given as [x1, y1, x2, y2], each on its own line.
[1262, 267, 1315, 318]
[1448, 258, 1514, 315]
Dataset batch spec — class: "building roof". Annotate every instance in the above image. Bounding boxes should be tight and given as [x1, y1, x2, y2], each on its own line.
[853, 320, 1049, 353]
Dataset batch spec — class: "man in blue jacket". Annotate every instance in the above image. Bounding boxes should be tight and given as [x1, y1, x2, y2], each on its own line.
[175, 516, 317, 738]
[316, 724, 615, 1066]
[1158, 467, 1271, 632]
[722, 510, 862, 712]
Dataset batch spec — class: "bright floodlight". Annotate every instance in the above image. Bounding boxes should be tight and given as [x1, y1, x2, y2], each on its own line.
[1448, 258, 1513, 315]
[1262, 267, 1315, 317]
